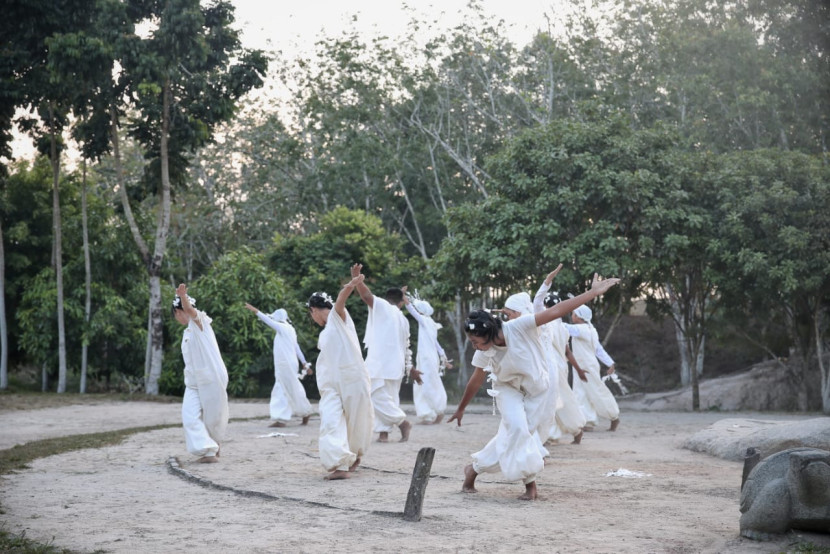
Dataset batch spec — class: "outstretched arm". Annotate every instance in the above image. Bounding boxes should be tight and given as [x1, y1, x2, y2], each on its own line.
[533, 264, 563, 312]
[335, 273, 364, 321]
[534, 274, 619, 327]
[447, 366, 487, 426]
[350, 263, 374, 308]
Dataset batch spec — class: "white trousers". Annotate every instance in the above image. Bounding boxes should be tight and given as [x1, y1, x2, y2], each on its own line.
[182, 387, 220, 458]
[318, 379, 374, 472]
[413, 369, 447, 423]
[471, 385, 547, 484]
[371, 378, 407, 432]
[548, 365, 587, 440]
[270, 368, 313, 423]
[572, 367, 620, 426]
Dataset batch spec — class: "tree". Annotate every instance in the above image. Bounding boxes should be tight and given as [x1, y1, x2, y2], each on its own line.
[114, 0, 267, 394]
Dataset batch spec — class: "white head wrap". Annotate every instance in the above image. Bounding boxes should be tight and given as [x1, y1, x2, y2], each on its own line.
[413, 299, 434, 317]
[573, 305, 593, 323]
[270, 308, 289, 322]
[504, 292, 533, 316]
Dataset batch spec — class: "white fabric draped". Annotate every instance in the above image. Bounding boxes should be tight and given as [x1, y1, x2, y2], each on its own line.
[256, 312, 313, 422]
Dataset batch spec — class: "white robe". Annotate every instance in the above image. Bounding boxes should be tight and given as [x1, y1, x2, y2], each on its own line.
[316, 308, 373, 472]
[405, 303, 448, 423]
[255, 312, 313, 422]
[546, 318, 587, 439]
[469, 314, 553, 484]
[363, 296, 411, 432]
[567, 322, 620, 426]
[180, 310, 229, 458]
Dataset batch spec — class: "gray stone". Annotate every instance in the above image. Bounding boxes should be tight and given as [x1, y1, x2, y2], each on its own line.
[683, 417, 830, 461]
[739, 447, 830, 540]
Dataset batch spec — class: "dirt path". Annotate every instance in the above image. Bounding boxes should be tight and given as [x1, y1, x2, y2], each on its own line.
[0, 400, 825, 553]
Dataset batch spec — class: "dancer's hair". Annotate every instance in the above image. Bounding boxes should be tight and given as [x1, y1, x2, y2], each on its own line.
[306, 292, 333, 310]
[464, 310, 502, 343]
[543, 290, 561, 308]
[171, 295, 195, 316]
[385, 287, 404, 304]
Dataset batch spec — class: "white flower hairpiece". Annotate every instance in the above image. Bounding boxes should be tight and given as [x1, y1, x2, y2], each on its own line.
[309, 291, 333, 305]
[172, 295, 196, 309]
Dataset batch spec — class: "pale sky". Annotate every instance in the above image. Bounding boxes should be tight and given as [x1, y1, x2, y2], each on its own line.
[9, 0, 565, 162]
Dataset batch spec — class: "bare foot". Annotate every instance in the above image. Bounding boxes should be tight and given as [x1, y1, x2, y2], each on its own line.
[399, 420, 412, 442]
[348, 457, 361, 472]
[572, 430, 583, 445]
[433, 414, 444, 424]
[462, 464, 478, 493]
[301, 415, 310, 425]
[609, 418, 620, 432]
[378, 432, 389, 443]
[324, 470, 350, 480]
[518, 481, 538, 500]
[269, 421, 287, 428]
[196, 456, 219, 464]
[215, 447, 220, 458]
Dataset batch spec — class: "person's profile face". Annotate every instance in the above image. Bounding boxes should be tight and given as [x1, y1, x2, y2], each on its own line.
[502, 307, 520, 321]
[309, 307, 327, 327]
[173, 309, 189, 326]
[467, 334, 492, 351]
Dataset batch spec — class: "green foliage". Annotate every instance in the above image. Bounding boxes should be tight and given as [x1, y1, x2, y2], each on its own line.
[161, 247, 295, 397]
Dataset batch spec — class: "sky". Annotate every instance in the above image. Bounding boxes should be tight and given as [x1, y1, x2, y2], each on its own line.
[9, 0, 565, 162]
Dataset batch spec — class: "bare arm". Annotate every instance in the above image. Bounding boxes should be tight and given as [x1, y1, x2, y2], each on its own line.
[447, 366, 487, 426]
[335, 273, 364, 321]
[534, 273, 619, 327]
[176, 283, 202, 330]
[566, 345, 588, 382]
[350, 263, 374, 308]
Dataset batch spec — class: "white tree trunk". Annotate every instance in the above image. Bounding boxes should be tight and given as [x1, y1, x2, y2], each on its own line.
[50, 112, 68, 394]
[0, 218, 7, 390]
[80, 159, 91, 393]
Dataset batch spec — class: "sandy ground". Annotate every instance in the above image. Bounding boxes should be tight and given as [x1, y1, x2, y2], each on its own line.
[1, 399, 828, 554]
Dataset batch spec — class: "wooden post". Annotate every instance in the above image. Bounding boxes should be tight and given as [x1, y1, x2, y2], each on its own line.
[403, 447, 435, 522]
[741, 446, 761, 491]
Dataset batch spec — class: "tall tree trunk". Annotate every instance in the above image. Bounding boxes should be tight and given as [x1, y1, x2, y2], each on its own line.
[0, 218, 7, 390]
[50, 105, 68, 393]
[80, 158, 91, 393]
[144, 79, 174, 395]
[816, 306, 830, 414]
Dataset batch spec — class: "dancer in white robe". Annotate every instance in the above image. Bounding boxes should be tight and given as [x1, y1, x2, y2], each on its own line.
[173, 283, 229, 463]
[567, 304, 621, 431]
[351, 263, 414, 443]
[307, 275, 374, 480]
[500, 291, 558, 460]
[245, 304, 314, 427]
[532, 267, 588, 444]
[449, 274, 619, 500]
[404, 295, 451, 424]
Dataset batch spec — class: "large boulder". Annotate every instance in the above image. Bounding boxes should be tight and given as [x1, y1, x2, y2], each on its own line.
[618, 360, 820, 412]
[739, 447, 830, 540]
[683, 417, 830, 461]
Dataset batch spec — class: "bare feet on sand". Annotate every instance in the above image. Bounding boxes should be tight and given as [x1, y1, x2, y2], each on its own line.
[269, 421, 287, 428]
[399, 420, 412, 442]
[348, 457, 361, 472]
[324, 470, 350, 480]
[301, 415, 310, 425]
[609, 418, 620, 432]
[462, 464, 478, 493]
[378, 432, 389, 443]
[196, 456, 219, 464]
[433, 414, 444, 424]
[518, 481, 538, 501]
[572, 430, 583, 444]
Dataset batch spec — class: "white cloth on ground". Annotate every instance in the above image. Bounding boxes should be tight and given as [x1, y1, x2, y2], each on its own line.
[180, 310, 229, 458]
[255, 311, 313, 422]
[316, 308, 374, 472]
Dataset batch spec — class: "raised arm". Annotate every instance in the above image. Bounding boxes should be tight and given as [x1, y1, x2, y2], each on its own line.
[176, 283, 202, 330]
[350, 263, 374, 308]
[246, 303, 283, 333]
[534, 273, 619, 328]
[335, 273, 364, 321]
[533, 264, 563, 312]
